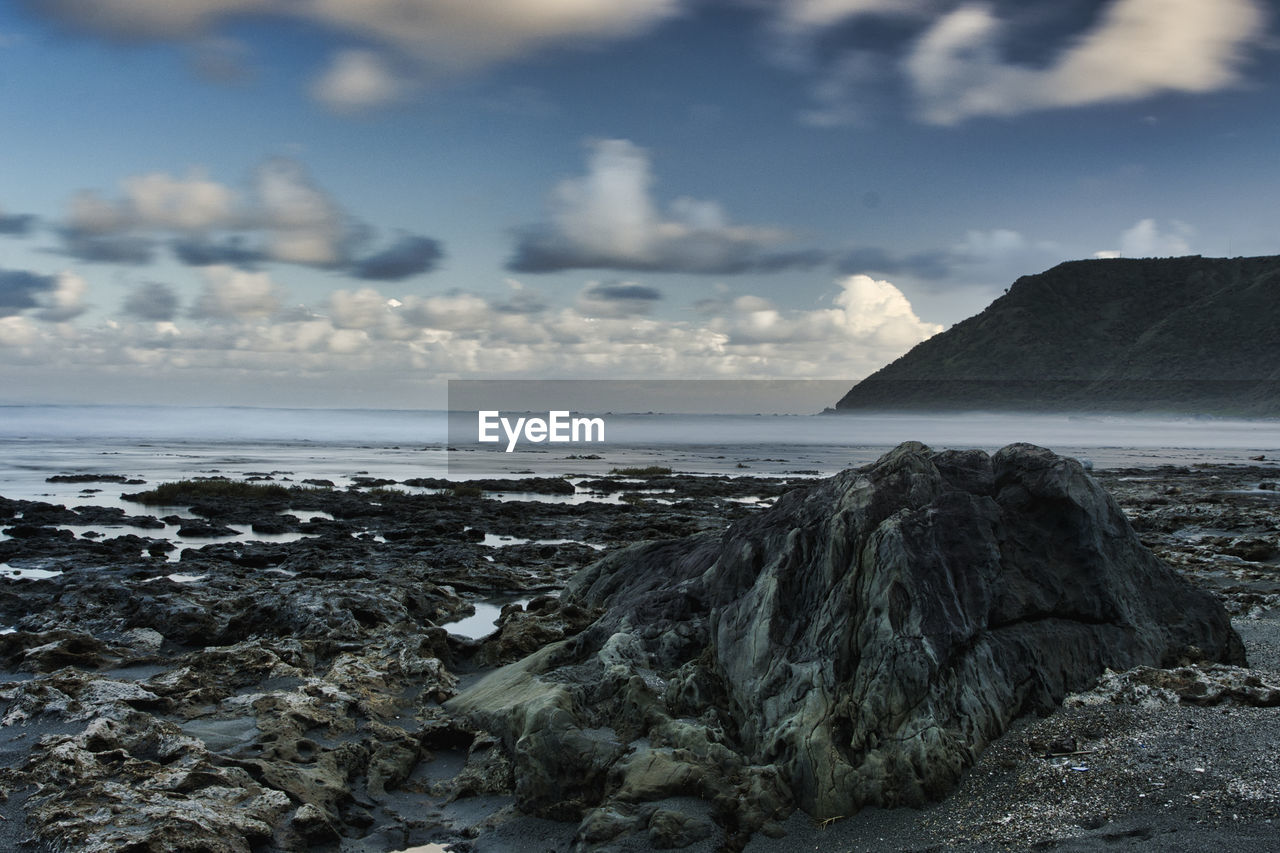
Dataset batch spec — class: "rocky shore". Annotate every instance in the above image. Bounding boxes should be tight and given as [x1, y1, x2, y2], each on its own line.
[1, 447, 1277, 851]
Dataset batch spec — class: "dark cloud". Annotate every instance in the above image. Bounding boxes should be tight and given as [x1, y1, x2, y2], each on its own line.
[508, 231, 828, 275]
[583, 282, 662, 302]
[58, 230, 155, 264]
[0, 269, 57, 316]
[0, 213, 37, 236]
[350, 233, 443, 280]
[122, 282, 180, 321]
[577, 281, 663, 317]
[836, 247, 953, 280]
[171, 236, 266, 268]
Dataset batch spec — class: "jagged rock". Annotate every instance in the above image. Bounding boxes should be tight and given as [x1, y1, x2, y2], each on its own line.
[647, 806, 715, 849]
[1069, 663, 1280, 708]
[20, 710, 293, 852]
[0, 629, 126, 672]
[478, 596, 602, 666]
[291, 802, 342, 844]
[449, 442, 1243, 848]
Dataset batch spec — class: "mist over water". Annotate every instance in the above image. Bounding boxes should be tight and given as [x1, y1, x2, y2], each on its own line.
[556, 411, 1279, 450]
[0, 405, 1275, 506]
[0, 405, 448, 445]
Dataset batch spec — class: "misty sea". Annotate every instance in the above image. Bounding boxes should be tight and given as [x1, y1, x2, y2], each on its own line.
[1, 405, 1278, 510]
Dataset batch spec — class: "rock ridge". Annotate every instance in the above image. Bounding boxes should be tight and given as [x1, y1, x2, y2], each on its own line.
[449, 441, 1243, 848]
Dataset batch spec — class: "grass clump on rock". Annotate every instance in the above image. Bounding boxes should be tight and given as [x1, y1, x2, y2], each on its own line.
[125, 479, 296, 505]
[609, 466, 672, 477]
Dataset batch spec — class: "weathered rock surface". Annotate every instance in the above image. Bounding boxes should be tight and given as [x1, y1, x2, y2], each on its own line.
[449, 442, 1244, 848]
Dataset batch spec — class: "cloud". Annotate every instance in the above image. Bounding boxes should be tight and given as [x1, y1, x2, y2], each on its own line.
[492, 280, 547, 315]
[25, 0, 271, 39]
[397, 291, 493, 331]
[122, 282, 180, 321]
[32, 271, 88, 322]
[252, 158, 348, 266]
[577, 281, 663, 317]
[509, 139, 822, 274]
[54, 159, 444, 277]
[0, 269, 88, 322]
[0, 270, 59, 316]
[310, 49, 406, 112]
[123, 170, 239, 230]
[350, 233, 444, 280]
[27, 0, 684, 104]
[838, 229, 1060, 281]
[0, 270, 946, 390]
[171, 236, 267, 268]
[905, 0, 1268, 125]
[58, 230, 156, 264]
[709, 274, 941, 348]
[328, 287, 396, 331]
[0, 315, 38, 348]
[776, 0, 925, 31]
[1094, 218, 1193, 258]
[837, 246, 953, 279]
[189, 265, 282, 319]
[0, 211, 37, 236]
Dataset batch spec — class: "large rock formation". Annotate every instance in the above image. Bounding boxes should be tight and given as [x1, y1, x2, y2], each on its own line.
[835, 255, 1280, 415]
[448, 442, 1243, 848]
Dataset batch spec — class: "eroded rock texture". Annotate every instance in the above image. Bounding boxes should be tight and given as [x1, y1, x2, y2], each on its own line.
[450, 442, 1243, 848]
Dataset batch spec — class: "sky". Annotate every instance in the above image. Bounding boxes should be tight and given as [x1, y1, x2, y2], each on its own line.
[0, 0, 1277, 408]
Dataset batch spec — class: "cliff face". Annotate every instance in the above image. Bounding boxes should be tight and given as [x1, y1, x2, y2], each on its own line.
[836, 255, 1280, 415]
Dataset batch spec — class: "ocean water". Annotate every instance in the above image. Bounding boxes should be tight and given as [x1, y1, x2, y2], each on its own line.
[0, 405, 1278, 509]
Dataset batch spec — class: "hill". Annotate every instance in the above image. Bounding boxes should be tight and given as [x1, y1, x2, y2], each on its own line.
[835, 255, 1280, 416]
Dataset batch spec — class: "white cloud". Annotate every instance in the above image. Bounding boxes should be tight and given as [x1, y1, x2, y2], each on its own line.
[121, 171, 238, 231]
[30, 0, 270, 38]
[711, 275, 942, 353]
[551, 139, 657, 261]
[310, 49, 406, 112]
[778, 0, 925, 30]
[906, 0, 1267, 124]
[510, 139, 816, 274]
[252, 158, 346, 266]
[30, 0, 683, 94]
[304, 0, 684, 73]
[1095, 218, 1193, 258]
[0, 272, 942, 388]
[190, 266, 282, 319]
[329, 287, 394, 330]
[398, 292, 494, 331]
[65, 159, 354, 269]
[0, 315, 37, 347]
[33, 272, 89, 322]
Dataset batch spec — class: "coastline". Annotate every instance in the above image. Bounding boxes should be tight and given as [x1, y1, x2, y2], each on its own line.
[1, 434, 1278, 851]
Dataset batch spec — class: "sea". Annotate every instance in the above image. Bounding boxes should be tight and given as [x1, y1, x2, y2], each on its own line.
[0, 402, 1276, 506]
[2, 403, 1278, 631]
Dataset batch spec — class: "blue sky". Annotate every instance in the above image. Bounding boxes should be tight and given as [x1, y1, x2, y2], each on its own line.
[0, 0, 1276, 406]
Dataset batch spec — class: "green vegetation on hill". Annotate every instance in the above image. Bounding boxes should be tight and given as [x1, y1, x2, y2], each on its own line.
[836, 255, 1280, 415]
